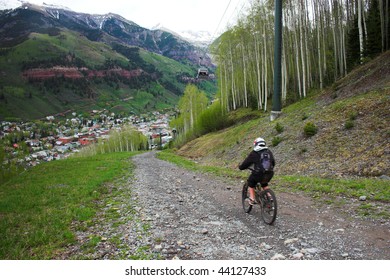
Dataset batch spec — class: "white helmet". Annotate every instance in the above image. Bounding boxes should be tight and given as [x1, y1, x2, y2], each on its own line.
[253, 137, 268, 152]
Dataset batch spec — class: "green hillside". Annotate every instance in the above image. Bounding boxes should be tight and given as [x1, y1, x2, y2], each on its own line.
[0, 28, 213, 120]
[176, 51, 390, 179]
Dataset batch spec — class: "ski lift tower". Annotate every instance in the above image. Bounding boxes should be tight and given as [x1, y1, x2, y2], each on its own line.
[271, 0, 283, 121]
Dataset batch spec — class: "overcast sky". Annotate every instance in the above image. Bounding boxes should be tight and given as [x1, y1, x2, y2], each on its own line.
[20, 0, 248, 35]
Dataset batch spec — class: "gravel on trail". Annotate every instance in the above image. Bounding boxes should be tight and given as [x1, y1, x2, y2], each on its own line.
[62, 151, 390, 260]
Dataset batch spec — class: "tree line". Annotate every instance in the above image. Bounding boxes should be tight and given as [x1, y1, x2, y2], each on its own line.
[212, 0, 389, 113]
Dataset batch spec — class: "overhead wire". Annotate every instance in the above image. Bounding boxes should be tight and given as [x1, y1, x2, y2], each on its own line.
[207, 0, 248, 49]
[202, 0, 248, 72]
[209, 0, 232, 45]
[226, 0, 247, 28]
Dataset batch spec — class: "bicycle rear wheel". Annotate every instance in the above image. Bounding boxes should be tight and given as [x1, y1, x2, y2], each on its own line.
[258, 189, 277, 225]
[242, 182, 253, 213]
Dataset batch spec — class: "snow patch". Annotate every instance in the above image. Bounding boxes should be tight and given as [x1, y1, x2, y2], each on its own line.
[42, 2, 72, 11]
[0, 0, 23, 10]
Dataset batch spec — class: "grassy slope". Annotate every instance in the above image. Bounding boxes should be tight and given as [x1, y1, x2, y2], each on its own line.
[0, 152, 138, 259]
[177, 51, 390, 179]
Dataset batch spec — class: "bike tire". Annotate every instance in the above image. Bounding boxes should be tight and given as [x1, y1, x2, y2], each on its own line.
[258, 189, 277, 225]
[242, 182, 253, 213]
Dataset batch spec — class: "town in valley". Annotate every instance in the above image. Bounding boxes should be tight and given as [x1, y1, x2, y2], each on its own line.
[0, 110, 175, 167]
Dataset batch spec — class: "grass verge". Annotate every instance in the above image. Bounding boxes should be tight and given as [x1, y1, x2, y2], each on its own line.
[0, 152, 138, 259]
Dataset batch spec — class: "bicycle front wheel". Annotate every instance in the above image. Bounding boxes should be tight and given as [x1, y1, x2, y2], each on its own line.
[242, 182, 253, 213]
[258, 189, 277, 225]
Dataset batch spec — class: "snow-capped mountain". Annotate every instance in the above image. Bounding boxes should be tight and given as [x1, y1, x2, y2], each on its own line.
[41, 2, 72, 11]
[151, 23, 212, 48]
[177, 30, 213, 47]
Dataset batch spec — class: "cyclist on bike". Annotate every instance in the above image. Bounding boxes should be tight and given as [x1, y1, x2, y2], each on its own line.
[238, 137, 275, 205]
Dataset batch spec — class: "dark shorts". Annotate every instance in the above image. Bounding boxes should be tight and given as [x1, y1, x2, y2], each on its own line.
[247, 171, 274, 188]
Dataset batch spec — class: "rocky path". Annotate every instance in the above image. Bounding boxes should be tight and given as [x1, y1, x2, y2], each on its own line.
[62, 151, 389, 260]
[127, 151, 389, 260]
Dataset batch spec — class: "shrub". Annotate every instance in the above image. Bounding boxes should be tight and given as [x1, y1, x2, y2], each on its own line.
[349, 111, 358, 121]
[275, 122, 284, 134]
[304, 122, 318, 137]
[272, 136, 282, 147]
[344, 112, 357, 130]
[344, 119, 355, 130]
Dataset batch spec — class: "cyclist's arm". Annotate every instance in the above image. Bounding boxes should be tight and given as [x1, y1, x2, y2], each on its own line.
[238, 151, 257, 170]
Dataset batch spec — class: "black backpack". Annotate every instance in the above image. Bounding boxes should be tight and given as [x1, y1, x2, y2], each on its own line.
[254, 150, 273, 173]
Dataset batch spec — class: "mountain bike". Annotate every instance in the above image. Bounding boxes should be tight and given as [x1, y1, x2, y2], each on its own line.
[241, 178, 277, 225]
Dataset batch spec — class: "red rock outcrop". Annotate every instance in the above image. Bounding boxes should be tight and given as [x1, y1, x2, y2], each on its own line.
[23, 67, 144, 80]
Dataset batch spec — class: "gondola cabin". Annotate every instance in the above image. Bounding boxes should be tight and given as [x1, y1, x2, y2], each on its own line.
[196, 67, 209, 79]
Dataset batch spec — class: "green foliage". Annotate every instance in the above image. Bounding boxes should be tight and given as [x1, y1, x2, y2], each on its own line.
[170, 84, 209, 146]
[274, 122, 284, 134]
[303, 122, 318, 137]
[0, 152, 136, 259]
[344, 119, 355, 130]
[197, 100, 228, 134]
[344, 111, 358, 130]
[349, 111, 358, 121]
[214, 0, 388, 114]
[272, 136, 282, 147]
[364, 0, 383, 58]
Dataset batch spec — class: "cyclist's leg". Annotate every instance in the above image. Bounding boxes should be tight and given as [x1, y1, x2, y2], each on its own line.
[260, 172, 274, 198]
[249, 186, 256, 202]
[261, 184, 272, 200]
[260, 171, 274, 190]
[247, 176, 257, 205]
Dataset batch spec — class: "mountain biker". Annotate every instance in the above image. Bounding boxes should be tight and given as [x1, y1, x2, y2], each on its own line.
[238, 137, 275, 205]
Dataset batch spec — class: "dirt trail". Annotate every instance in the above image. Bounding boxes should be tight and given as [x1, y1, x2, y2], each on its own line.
[129, 151, 389, 260]
[60, 151, 389, 260]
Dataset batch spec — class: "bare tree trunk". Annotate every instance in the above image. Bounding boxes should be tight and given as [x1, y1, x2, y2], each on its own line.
[358, 0, 364, 63]
[229, 44, 237, 110]
[379, 0, 385, 51]
[292, 5, 302, 97]
[241, 43, 248, 107]
[219, 65, 224, 110]
[299, 0, 307, 97]
[315, 0, 323, 89]
[263, 25, 268, 110]
[224, 63, 229, 111]
[386, 0, 389, 50]
[254, 34, 263, 110]
[332, 1, 339, 79]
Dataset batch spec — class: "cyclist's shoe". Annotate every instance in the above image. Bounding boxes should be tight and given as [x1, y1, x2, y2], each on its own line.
[247, 198, 257, 206]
